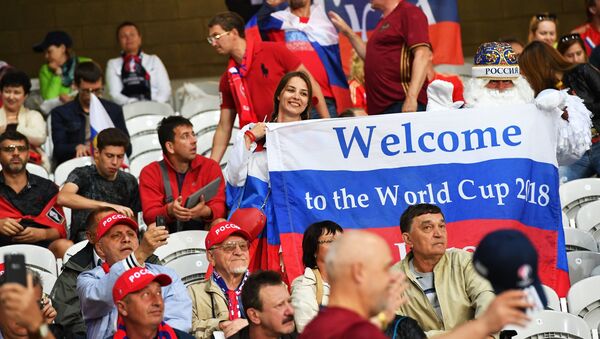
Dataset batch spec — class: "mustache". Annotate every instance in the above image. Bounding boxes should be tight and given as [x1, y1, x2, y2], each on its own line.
[282, 315, 294, 324]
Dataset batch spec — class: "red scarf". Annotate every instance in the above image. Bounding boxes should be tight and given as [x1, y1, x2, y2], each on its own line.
[227, 40, 258, 128]
[0, 195, 66, 238]
[113, 317, 178, 339]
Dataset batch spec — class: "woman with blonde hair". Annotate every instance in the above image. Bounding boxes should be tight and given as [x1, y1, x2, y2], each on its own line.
[528, 12, 558, 46]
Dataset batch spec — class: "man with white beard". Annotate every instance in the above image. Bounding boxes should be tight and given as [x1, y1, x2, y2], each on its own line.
[464, 42, 533, 107]
[428, 41, 592, 167]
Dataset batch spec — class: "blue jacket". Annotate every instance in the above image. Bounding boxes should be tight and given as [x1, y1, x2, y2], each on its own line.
[76, 253, 192, 339]
[50, 97, 131, 166]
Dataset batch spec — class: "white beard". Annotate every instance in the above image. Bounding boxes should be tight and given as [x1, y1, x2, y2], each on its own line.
[464, 76, 534, 108]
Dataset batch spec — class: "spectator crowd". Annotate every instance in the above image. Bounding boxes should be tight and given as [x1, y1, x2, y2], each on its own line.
[1, 0, 600, 338]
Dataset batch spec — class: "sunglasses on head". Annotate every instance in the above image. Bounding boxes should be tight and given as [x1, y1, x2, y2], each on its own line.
[560, 33, 582, 44]
[535, 13, 557, 21]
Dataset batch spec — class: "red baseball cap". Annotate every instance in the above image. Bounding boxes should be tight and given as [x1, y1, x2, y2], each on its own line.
[205, 221, 251, 249]
[112, 267, 172, 303]
[96, 213, 139, 240]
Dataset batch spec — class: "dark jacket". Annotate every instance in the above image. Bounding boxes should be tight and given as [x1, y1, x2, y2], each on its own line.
[50, 97, 131, 166]
[563, 63, 600, 132]
[50, 242, 161, 339]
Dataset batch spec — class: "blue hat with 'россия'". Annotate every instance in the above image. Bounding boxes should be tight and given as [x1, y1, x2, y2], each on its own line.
[472, 42, 520, 80]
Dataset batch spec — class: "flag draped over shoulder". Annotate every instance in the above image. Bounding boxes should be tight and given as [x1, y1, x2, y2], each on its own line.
[266, 104, 569, 296]
[247, 1, 352, 113]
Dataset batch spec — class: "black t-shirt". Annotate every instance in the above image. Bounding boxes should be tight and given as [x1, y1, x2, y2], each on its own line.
[0, 171, 59, 247]
[66, 165, 141, 241]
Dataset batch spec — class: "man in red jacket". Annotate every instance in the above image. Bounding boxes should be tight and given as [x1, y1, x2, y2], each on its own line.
[139, 116, 226, 232]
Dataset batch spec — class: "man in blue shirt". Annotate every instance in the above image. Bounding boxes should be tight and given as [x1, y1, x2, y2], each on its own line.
[76, 213, 191, 338]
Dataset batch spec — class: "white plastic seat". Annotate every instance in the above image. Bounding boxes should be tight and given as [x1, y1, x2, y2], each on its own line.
[567, 251, 600, 285]
[564, 228, 598, 252]
[62, 240, 89, 265]
[201, 145, 233, 170]
[562, 211, 570, 229]
[0, 244, 58, 276]
[129, 150, 163, 179]
[26, 163, 49, 179]
[154, 230, 207, 263]
[542, 285, 561, 311]
[567, 276, 600, 331]
[123, 101, 174, 120]
[512, 310, 592, 339]
[126, 115, 164, 137]
[39, 271, 57, 295]
[164, 254, 208, 287]
[54, 156, 94, 186]
[196, 128, 238, 157]
[180, 96, 220, 118]
[190, 110, 220, 134]
[130, 133, 161, 159]
[560, 178, 600, 224]
[576, 200, 600, 243]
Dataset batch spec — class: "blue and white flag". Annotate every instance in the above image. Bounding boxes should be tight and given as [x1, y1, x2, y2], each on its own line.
[267, 104, 569, 295]
[89, 94, 115, 140]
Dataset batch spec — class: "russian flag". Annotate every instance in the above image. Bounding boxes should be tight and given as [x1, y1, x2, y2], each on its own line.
[266, 104, 569, 296]
[324, 0, 464, 74]
[247, 1, 352, 113]
[89, 94, 129, 167]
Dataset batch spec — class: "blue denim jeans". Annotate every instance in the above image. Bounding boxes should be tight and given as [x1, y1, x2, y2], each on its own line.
[310, 97, 337, 119]
[559, 142, 600, 183]
[380, 101, 427, 114]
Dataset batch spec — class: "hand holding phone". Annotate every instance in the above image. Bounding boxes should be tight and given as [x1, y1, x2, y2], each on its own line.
[4, 254, 27, 286]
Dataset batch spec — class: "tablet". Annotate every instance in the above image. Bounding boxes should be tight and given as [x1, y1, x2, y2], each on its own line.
[185, 177, 221, 208]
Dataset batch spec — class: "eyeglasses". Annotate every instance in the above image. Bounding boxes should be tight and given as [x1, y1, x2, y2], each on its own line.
[79, 87, 103, 95]
[211, 240, 250, 252]
[0, 145, 28, 153]
[560, 33, 582, 44]
[535, 13, 556, 22]
[207, 31, 231, 44]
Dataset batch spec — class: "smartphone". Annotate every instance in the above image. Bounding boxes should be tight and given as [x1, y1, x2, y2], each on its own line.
[4, 254, 27, 286]
[156, 216, 166, 227]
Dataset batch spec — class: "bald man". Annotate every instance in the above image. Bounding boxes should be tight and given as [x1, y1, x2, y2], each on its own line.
[300, 231, 532, 339]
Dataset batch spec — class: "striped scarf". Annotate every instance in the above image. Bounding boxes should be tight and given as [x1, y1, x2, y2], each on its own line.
[212, 270, 249, 320]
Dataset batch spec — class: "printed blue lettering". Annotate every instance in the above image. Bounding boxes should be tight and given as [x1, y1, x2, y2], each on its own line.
[333, 126, 376, 159]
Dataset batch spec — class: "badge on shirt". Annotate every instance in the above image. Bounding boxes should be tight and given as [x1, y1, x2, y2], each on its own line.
[47, 207, 65, 224]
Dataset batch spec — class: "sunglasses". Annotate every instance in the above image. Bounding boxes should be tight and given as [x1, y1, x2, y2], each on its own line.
[79, 87, 103, 95]
[0, 145, 28, 153]
[207, 31, 231, 45]
[560, 33, 582, 44]
[210, 240, 250, 253]
[535, 13, 557, 22]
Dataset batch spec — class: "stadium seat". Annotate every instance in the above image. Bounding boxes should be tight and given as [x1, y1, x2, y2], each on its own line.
[54, 156, 94, 186]
[0, 244, 58, 276]
[567, 276, 600, 331]
[562, 211, 570, 228]
[564, 228, 598, 252]
[576, 200, 600, 243]
[567, 251, 600, 285]
[26, 163, 49, 179]
[0, 163, 49, 180]
[154, 230, 207, 263]
[190, 110, 220, 133]
[180, 96, 220, 118]
[163, 254, 208, 287]
[511, 310, 592, 339]
[129, 150, 163, 178]
[62, 240, 89, 265]
[130, 133, 161, 159]
[123, 101, 174, 121]
[39, 271, 57, 295]
[126, 115, 165, 137]
[196, 128, 238, 157]
[542, 284, 561, 311]
[560, 178, 600, 223]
